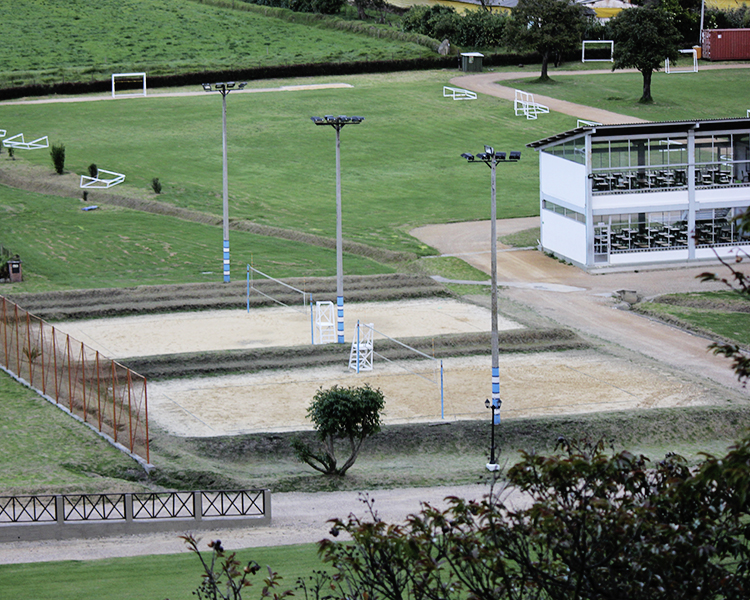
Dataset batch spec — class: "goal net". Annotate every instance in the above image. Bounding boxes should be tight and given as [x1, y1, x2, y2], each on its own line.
[112, 72, 147, 98]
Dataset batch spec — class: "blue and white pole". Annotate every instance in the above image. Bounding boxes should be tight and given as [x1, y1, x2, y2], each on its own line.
[460, 147, 521, 472]
[310, 115, 365, 344]
[201, 81, 247, 284]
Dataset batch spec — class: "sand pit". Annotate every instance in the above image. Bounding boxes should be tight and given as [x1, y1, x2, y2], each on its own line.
[147, 350, 714, 437]
[55, 298, 516, 358]
[52, 297, 724, 438]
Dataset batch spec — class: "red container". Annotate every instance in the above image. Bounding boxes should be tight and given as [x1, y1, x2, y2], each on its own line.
[702, 29, 750, 61]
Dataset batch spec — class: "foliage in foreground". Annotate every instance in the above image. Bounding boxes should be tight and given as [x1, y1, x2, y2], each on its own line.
[187, 434, 750, 599]
[317, 436, 750, 600]
[292, 384, 385, 476]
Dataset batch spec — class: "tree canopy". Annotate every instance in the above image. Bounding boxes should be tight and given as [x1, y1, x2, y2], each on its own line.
[292, 384, 385, 476]
[608, 6, 682, 103]
[506, 0, 588, 81]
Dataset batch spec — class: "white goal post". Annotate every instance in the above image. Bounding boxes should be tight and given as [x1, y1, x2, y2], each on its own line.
[112, 72, 147, 98]
[665, 48, 699, 74]
[582, 40, 614, 63]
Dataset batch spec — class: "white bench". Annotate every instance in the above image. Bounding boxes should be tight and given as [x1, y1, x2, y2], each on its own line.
[514, 89, 549, 120]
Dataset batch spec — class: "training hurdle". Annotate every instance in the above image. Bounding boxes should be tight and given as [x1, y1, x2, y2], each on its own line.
[443, 86, 477, 100]
[665, 48, 698, 74]
[514, 90, 549, 120]
[3, 133, 49, 150]
[349, 321, 446, 419]
[80, 169, 126, 189]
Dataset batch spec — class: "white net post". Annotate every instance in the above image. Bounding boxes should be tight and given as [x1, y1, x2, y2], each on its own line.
[315, 301, 336, 345]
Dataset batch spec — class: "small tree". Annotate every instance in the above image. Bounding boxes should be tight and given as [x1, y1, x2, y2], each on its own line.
[50, 143, 65, 174]
[88, 163, 98, 178]
[608, 6, 681, 103]
[292, 384, 385, 476]
[505, 0, 587, 81]
[151, 177, 162, 194]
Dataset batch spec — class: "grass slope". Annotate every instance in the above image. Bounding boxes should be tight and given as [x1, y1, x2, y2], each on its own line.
[0, 185, 391, 292]
[0, 0, 432, 88]
[0, 371, 142, 495]
[0, 70, 562, 287]
[637, 290, 750, 347]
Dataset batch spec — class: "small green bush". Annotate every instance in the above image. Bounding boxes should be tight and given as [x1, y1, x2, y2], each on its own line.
[50, 143, 65, 174]
[151, 177, 162, 194]
[88, 163, 98, 178]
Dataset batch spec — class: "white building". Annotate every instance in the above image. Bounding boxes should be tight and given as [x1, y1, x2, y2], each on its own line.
[528, 119, 750, 270]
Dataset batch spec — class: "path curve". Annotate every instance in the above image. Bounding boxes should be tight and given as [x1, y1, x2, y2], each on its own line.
[412, 219, 748, 395]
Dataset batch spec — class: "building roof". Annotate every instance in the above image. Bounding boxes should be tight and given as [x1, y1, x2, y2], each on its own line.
[527, 117, 750, 150]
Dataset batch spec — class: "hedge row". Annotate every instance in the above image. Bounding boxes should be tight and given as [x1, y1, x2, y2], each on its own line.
[0, 45, 597, 101]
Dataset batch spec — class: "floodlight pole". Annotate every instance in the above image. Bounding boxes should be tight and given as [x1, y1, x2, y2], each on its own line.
[311, 115, 365, 344]
[202, 81, 246, 283]
[461, 147, 521, 471]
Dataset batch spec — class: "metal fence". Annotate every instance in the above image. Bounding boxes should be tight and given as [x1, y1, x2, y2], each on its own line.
[0, 295, 149, 463]
[0, 490, 271, 542]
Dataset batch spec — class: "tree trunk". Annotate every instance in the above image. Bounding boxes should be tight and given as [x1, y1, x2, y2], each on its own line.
[540, 52, 550, 81]
[640, 69, 653, 104]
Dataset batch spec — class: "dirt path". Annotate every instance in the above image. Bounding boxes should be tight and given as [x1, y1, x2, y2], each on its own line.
[0, 483, 514, 564]
[412, 220, 749, 395]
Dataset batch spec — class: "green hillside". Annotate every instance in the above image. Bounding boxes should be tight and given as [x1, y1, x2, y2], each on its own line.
[0, 0, 434, 88]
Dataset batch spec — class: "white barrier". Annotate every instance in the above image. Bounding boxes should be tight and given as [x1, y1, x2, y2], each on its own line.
[514, 89, 549, 120]
[80, 169, 126, 189]
[443, 86, 477, 100]
[3, 133, 49, 150]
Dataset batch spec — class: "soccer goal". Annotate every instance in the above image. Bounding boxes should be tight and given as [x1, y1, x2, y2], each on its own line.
[665, 48, 698, 74]
[582, 40, 614, 63]
[112, 72, 147, 98]
[80, 168, 125, 189]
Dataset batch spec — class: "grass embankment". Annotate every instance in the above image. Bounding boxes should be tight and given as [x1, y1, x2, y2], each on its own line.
[0, 70, 558, 292]
[636, 290, 750, 347]
[0, 0, 434, 88]
[2, 366, 748, 495]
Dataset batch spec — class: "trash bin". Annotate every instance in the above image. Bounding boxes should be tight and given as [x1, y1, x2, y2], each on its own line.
[460, 52, 484, 73]
[693, 45, 702, 60]
[8, 259, 22, 283]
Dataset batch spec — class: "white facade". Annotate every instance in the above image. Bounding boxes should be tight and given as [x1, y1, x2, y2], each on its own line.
[529, 119, 750, 269]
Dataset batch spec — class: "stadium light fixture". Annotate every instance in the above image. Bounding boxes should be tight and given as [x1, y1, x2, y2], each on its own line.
[310, 114, 365, 344]
[461, 147, 521, 471]
[201, 81, 247, 283]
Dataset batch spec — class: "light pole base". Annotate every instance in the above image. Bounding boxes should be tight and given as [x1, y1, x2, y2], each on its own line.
[486, 463, 500, 472]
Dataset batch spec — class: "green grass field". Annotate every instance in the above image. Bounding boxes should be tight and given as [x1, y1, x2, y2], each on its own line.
[0, 542, 321, 600]
[505, 67, 750, 121]
[0, 0, 433, 88]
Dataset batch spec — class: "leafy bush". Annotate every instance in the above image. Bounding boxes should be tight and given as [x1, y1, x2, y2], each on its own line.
[88, 163, 98, 178]
[50, 143, 65, 174]
[401, 5, 507, 48]
[292, 384, 385, 475]
[243, 0, 346, 16]
[151, 177, 162, 194]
